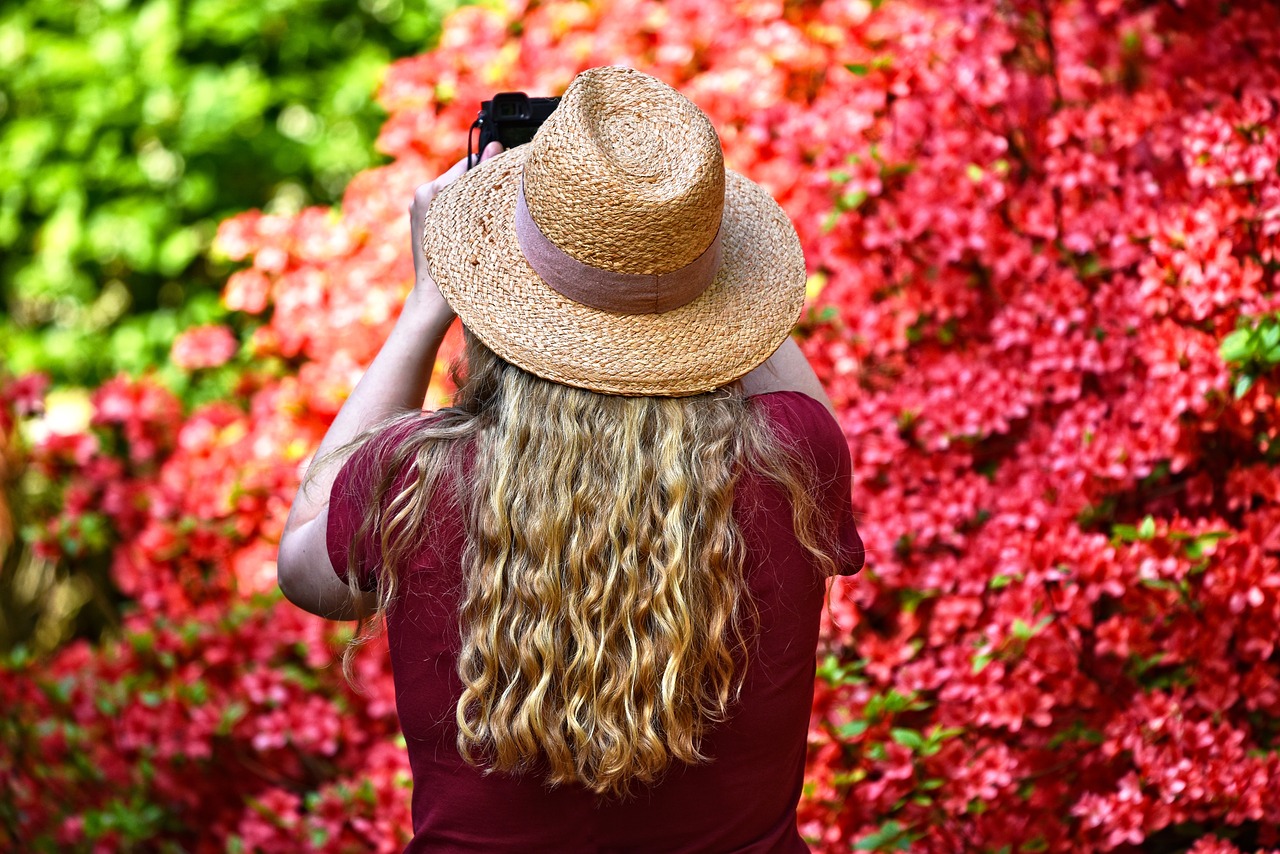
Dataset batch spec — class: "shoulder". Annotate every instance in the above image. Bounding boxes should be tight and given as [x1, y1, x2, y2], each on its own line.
[332, 411, 451, 501]
[326, 410, 460, 590]
[747, 390, 847, 459]
[747, 389, 836, 423]
[350, 411, 447, 465]
[746, 392, 864, 577]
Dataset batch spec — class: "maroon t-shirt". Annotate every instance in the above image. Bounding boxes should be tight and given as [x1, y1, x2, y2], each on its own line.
[327, 391, 863, 853]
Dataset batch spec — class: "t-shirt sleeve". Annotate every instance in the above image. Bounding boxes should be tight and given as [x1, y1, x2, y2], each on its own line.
[753, 391, 865, 577]
[325, 418, 423, 593]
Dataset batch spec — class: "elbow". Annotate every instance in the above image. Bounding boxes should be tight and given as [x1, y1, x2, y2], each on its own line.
[274, 520, 362, 621]
[275, 539, 304, 608]
[273, 547, 295, 606]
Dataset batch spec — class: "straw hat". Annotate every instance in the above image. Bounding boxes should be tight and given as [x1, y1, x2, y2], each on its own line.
[422, 66, 806, 397]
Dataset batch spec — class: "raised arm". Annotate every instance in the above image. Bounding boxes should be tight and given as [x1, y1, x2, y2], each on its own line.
[276, 143, 502, 620]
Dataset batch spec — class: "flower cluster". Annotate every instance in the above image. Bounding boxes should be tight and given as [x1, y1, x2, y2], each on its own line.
[4, 0, 1279, 850]
[170, 325, 239, 372]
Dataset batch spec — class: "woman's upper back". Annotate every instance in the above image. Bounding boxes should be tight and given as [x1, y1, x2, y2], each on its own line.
[326, 390, 862, 853]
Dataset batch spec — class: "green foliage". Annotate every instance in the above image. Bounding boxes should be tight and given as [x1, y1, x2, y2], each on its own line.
[0, 0, 465, 386]
[854, 820, 915, 851]
[817, 652, 867, 687]
[1220, 312, 1280, 398]
[972, 614, 1053, 674]
[1111, 514, 1157, 543]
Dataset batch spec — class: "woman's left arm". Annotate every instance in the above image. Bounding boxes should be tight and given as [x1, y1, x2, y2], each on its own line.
[275, 289, 454, 619]
[276, 143, 501, 620]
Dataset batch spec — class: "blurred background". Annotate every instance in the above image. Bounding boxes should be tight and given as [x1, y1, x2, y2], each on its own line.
[1, 0, 461, 389]
[3, 0, 1279, 851]
[1, 0, 465, 656]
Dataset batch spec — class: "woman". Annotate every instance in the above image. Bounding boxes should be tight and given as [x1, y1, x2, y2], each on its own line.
[277, 66, 863, 852]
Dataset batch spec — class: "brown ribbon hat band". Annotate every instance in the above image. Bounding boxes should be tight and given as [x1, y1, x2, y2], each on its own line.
[514, 179, 724, 316]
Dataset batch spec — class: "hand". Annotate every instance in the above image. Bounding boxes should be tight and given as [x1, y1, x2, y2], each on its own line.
[410, 141, 504, 310]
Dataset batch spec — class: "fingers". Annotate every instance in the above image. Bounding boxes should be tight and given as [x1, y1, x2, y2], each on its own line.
[410, 161, 466, 211]
[439, 153, 473, 185]
[410, 142, 508, 212]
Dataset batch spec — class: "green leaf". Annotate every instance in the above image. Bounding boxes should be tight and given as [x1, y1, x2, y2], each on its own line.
[838, 188, 868, 212]
[157, 226, 203, 276]
[817, 654, 865, 686]
[1011, 616, 1052, 640]
[1220, 328, 1254, 363]
[833, 769, 868, 787]
[217, 701, 248, 735]
[1234, 373, 1255, 399]
[890, 727, 925, 750]
[1112, 523, 1139, 542]
[185, 679, 209, 705]
[839, 719, 870, 739]
[883, 689, 915, 714]
[854, 820, 908, 851]
[1186, 530, 1231, 559]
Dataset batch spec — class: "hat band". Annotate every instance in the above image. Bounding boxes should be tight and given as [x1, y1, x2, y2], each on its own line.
[515, 179, 724, 315]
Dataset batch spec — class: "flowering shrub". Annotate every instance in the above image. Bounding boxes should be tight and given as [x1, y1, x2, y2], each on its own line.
[170, 325, 240, 372]
[3, 0, 1279, 850]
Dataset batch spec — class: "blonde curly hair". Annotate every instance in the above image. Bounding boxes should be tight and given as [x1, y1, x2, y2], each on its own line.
[317, 328, 838, 797]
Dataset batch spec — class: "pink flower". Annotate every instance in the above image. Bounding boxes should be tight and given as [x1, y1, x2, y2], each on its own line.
[170, 324, 238, 371]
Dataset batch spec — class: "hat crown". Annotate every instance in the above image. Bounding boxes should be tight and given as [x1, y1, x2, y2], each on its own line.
[522, 67, 726, 276]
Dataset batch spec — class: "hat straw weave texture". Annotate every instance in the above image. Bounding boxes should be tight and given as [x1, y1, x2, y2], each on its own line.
[423, 66, 806, 397]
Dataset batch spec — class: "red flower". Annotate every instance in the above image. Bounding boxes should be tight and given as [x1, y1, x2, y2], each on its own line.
[170, 325, 238, 371]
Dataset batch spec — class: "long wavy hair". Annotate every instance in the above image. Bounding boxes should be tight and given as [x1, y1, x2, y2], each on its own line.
[312, 327, 839, 797]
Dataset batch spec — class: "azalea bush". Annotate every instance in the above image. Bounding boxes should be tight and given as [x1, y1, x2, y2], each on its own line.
[3, 0, 1280, 850]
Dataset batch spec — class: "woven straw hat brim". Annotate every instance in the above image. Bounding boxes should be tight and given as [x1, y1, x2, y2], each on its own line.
[423, 145, 806, 396]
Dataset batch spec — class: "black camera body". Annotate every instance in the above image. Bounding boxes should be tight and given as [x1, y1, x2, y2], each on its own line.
[468, 92, 561, 168]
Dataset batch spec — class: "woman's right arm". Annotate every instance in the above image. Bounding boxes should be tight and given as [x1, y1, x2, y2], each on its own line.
[738, 336, 837, 418]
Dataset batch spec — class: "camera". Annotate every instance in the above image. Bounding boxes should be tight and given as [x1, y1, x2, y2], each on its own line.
[468, 92, 561, 169]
